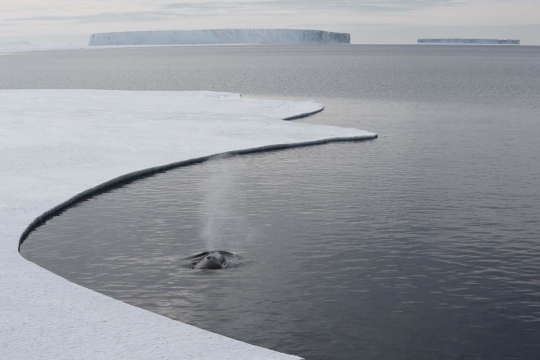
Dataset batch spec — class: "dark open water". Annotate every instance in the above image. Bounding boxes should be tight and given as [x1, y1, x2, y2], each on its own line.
[9, 45, 540, 359]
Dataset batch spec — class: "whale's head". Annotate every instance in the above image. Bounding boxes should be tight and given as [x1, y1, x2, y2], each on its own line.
[185, 251, 240, 270]
[185, 250, 238, 270]
[191, 252, 227, 269]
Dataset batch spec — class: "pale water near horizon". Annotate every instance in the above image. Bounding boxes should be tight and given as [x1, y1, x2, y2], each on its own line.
[10, 45, 540, 359]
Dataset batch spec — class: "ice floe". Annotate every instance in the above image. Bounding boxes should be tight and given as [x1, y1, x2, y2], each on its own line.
[0, 90, 375, 359]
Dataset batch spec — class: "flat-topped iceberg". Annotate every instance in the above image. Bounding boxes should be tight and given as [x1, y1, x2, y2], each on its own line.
[418, 38, 520, 45]
[88, 29, 350, 46]
[0, 42, 88, 54]
[0, 41, 40, 53]
[0, 41, 35, 48]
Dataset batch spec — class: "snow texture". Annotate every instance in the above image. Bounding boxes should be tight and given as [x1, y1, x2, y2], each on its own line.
[88, 29, 351, 46]
[0, 90, 376, 360]
[418, 38, 520, 45]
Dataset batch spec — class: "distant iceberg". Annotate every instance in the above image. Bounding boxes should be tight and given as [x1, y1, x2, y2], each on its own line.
[418, 38, 520, 45]
[0, 41, 35, 47]
[88, 29, 351, 46]
[0, 41, 38, 51]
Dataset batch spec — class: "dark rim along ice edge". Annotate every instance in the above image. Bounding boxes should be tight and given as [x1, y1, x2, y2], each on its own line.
[18, 104, 376, 259]
[19, 136, 380, 249]
[19, 136, 378, 249]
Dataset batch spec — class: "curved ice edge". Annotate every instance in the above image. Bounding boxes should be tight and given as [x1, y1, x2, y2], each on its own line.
[19, 133, 376, 250]
[283, 105, 324, 120]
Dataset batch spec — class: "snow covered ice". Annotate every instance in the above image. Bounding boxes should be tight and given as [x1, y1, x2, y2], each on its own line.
[0, 90, 376, 360]
[88, 29, 351, 46]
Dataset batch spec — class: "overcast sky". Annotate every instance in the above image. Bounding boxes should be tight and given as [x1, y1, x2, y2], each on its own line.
[2, 0, 540, 45]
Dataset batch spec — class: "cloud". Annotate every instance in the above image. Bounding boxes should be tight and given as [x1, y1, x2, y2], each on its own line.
[15, 11, 183, 24]
[162, 0, 461, 12]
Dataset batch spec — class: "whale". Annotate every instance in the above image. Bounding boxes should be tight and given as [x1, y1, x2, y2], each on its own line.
[185, 251, 238, 270]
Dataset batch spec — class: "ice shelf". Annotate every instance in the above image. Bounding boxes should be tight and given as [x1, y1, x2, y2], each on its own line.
[418, 38, 520, 45]
[0, 90, 376, 360]
[88, 29, 351, 46]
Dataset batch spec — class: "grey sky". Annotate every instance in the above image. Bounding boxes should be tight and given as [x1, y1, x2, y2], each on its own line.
[2, 0, 539, 45]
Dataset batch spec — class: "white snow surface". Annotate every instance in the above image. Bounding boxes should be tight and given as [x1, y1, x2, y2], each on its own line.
[0, 90, 376, 360]
[88, 29, 350, 46]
